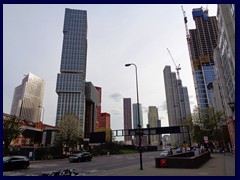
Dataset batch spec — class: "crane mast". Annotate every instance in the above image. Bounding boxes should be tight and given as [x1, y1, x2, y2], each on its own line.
[167, 48, 181, 79]
[181, 5, 192, 62]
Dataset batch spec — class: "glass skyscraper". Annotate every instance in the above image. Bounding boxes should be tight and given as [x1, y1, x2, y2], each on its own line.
[11, 73, 45, 123]
[132, 103, 143, 129]
[55, 8, 88, 132]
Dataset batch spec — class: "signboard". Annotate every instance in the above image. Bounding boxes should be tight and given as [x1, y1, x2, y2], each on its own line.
[128, 126, 181, 136]
[203, 136, 208, 141]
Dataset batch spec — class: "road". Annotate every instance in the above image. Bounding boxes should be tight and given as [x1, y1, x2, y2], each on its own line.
[3, 151, 160, 176]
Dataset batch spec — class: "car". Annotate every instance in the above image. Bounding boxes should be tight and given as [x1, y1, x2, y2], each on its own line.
[3, 155, 30, 171]
[166, 148, 173, 155]
[200, 145, 205, 153]
[176, 148, 182, 153]
[160, 150, 172, 157]
[69, 152, 92, 163]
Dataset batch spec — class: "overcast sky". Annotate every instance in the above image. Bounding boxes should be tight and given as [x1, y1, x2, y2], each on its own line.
[3, 4, 217, 133]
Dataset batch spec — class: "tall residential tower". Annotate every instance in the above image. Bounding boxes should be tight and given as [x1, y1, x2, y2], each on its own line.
[55, 9, 88, 133]
[163, 66, 191, 145]
[123, 98, 132, 142]
[148, 106, 159, 146]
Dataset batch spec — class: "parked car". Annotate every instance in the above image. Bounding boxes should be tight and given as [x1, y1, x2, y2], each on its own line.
[160, 150, 172, 157]
[69, 152, 92, 163]
[3, 155, 30, 171]
[176, 148, 182, 153]
[166, 148, 173, 155]
[200, 145, 205, 153]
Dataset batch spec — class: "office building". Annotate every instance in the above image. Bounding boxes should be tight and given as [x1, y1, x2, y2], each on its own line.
[95, 86, 102, 131]
[55, 8, 88, 135]
[132, 103, 143, 129]
[163, 66, 191, 145]
[148, 106, 159, 146]
[123, 98, 132, 142]
[214, 4, 235, 152]
[186, 7, 218, 109]
[10, 73, 45, 123]
[98, 113, 111, 130]
[84, 82, 99, 138]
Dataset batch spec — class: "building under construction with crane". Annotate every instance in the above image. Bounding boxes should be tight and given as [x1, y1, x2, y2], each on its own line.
[182, 6, 218, 109]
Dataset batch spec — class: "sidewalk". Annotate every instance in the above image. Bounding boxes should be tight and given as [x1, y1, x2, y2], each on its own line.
[90, 153, 235, 176]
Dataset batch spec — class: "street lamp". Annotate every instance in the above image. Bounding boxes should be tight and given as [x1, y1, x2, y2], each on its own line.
[38, 105, 45, 129]
[125, 63, 143, 170]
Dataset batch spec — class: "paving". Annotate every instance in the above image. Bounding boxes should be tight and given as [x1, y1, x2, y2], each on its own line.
[90, 152, 235, 176]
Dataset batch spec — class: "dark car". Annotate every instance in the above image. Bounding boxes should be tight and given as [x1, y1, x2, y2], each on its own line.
[3, 156, 30, 171]
[69, 152, 92, 163]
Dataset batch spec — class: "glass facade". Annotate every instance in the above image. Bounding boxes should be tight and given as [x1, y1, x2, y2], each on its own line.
[55, 8, 88, 130]
[11, 73, 45, 123]
[132, 103, 143, 129]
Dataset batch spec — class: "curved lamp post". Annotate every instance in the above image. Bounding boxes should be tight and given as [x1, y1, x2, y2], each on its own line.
[125, 63, 143, 170]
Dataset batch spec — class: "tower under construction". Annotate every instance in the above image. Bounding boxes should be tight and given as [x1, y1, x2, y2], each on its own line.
[183, 7, 218, 109]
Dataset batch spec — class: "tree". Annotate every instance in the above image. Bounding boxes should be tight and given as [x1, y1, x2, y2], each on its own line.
[184, 107, 225, 145]
[54, 113, 83, 153]
[3, 115, 23, 156]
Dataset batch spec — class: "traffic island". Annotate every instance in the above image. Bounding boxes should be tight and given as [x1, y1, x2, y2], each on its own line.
[155, 151, 211, 168]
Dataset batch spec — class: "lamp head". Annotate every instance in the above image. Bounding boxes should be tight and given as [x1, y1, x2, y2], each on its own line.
[125, 63, 132, 67]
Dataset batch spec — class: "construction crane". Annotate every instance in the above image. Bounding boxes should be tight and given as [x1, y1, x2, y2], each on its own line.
[181, 6, 190, 45]
[181, 5, 193, 67]
[166, 48, 181, 79]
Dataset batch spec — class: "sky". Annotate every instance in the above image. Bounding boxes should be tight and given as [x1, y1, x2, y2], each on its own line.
[3, 4, 218, 134]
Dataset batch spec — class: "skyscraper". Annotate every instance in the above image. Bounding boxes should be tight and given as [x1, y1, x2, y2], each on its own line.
[148, 106, 159, 146]
[214, 4, 235, 153]
[187, 7, 218, 109]
[132, 103, 143, 129]
[55, 8, 88, 133]
[11, 73, 45, 123]
[163, 66, 191, 145]
[123, 98, 132, 142]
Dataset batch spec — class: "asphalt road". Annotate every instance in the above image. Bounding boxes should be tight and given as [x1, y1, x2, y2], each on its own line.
[3, 151, 161, 176]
